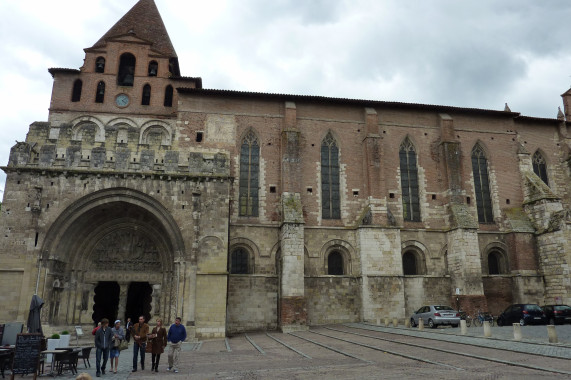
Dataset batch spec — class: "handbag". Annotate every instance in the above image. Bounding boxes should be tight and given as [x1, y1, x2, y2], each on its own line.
[118, 340, 129, 351]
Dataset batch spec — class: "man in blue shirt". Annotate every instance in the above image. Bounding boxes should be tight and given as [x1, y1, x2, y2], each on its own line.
[166, 317, 187, 373]
[94, 318, 114, 377]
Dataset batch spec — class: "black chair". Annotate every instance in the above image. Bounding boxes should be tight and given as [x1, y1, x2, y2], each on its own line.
[0, 350, 14, 379]
[77, 346, 93, 368]
[56, 350, 79, 375]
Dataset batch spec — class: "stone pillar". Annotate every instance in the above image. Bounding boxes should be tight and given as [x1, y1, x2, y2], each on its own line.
[439, 114, 487, 314]
[151, 284, 161, 317]
[281, 102, 301, 194]
[361, 108, 385, 225]
[279, 193, 307, 332]
[447, 228, 487, 313]
[358, 228, 405, 322]
[518, 146, 571, 305]
[117, 283, 128, 321]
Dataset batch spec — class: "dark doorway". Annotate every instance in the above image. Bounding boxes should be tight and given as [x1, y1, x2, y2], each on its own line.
[92, 282, 120, 325]
[125, 282, 153, 323]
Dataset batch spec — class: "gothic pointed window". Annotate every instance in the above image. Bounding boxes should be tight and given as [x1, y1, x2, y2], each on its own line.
[71, 79, 82, 102]
[95, 81, 105, 103]
[239, 131, 259, 217]
[118, 53, 136, 86]
[164, 85, 173, 107]
[399, 137, 420, 222]
[532, 151, 549, 186]
[471, 144, 494, 223]
[148, 61, 158, 76]
[230, 248, 249, 274]
[95, 57, 105, 73]
[321, 132, 340, 219]
[142, 84, 151, 105]
[327, 251, 344, 275]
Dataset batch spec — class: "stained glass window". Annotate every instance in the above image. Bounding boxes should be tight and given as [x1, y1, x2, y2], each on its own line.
[321, 132, 340, 219]
[399, 138, 420, 222]
[239, 131, 259, 217]
[471, 144, 493, 223]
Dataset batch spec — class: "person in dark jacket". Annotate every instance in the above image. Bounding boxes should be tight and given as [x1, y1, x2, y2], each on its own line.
[94, 318, 114, 377]
[167, 317, 187, 373]
[146, 318, 167, 372]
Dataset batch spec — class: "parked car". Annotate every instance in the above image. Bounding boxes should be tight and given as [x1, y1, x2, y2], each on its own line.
[410, 305, 461, 328]
[496, 304, 546, 326]
[542, 305, 571, 325]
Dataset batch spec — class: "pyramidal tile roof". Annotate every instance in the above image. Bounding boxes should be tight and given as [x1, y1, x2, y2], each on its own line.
[91, 0, 177, 59]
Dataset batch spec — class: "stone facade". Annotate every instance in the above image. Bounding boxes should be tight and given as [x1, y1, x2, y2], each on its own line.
[1, 0, 571, 338]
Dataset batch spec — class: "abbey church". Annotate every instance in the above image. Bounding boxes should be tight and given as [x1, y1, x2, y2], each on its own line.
[1, 0, 570, 339]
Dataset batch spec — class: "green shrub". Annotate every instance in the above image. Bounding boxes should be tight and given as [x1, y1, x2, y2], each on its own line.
[50, 333, 60, 339]
[61, 330, 70, 335]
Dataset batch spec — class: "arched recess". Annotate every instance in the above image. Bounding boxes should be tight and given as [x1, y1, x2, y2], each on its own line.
[108, 117, 139, 130]
[482, 242, 509, 275]
[108, 117, 139, 144]
[70, 116, 106, 142]
[401, 241, 428, 275]
[320, 239, 354, 275]
[228, 237, 259, 274]
[140, 120, 173, 146]
[40, 188, 186, 324]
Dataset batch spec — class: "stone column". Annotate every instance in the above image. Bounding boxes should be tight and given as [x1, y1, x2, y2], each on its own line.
[117, 282, 128, 321]
[361, 108, 385, 225]
[518, 143, 571, 305]
[279, 193, 307, 332]
[358, 228, 405, 322]
[439, 114, 487, 313]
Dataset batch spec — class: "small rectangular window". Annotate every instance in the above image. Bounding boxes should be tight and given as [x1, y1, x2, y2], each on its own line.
[196, 132, 203, 142]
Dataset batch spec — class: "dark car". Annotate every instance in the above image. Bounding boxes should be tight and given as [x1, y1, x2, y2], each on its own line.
[542, 305, 571, 325]
[496, 304, 546, 326]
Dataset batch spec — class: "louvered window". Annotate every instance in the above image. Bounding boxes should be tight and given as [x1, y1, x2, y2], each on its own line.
[321, 132, 340, 219]
[71, 79, 82, 102]
[399, 138, 420, 221]
[471, 144, 494, 223]
[164, 85, 173, 107]
[142, 84, 151, 105]
[239, 131, 259, 217]
[95, 81, 105, 103]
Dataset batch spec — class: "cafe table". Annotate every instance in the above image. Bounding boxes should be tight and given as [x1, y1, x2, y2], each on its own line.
[40, 349, 66, 377]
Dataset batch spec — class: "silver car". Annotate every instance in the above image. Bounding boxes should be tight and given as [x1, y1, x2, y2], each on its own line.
[410, 305, 461, 328]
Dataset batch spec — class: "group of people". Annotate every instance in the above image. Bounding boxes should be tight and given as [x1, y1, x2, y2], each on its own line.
[93, 315, 187, 377]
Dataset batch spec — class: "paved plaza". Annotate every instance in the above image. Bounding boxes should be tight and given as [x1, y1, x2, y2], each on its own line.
[52, 323, 571, 379]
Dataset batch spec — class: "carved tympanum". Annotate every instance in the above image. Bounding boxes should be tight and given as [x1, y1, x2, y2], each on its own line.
[92, 229, 162, 271]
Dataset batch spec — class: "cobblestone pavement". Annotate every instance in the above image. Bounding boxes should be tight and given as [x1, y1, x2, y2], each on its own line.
[45, 323, 571, 379]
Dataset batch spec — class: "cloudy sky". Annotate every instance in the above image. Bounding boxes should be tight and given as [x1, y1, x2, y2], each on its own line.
[1, 0, 571, 195]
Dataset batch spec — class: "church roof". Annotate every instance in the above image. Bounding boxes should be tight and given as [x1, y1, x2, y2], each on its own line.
[91, 0, 177, 60]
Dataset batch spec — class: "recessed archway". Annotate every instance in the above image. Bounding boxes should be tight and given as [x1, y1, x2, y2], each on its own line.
[40, 188, 186, 325]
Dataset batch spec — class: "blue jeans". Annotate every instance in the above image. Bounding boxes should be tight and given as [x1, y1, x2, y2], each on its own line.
[96, 348, 109, 374]
[133, 342, 146, 370]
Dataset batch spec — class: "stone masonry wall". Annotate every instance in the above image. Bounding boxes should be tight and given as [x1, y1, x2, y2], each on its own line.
[305, 276, 361, 325]
[226, 275, 278, 334]
[403, 276, 452, 317]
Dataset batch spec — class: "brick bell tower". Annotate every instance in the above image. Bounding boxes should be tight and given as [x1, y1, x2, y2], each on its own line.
[48, 0, 200, 126]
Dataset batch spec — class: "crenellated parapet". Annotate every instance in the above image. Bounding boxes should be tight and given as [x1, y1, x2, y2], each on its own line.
[6, 119, 229, 178]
